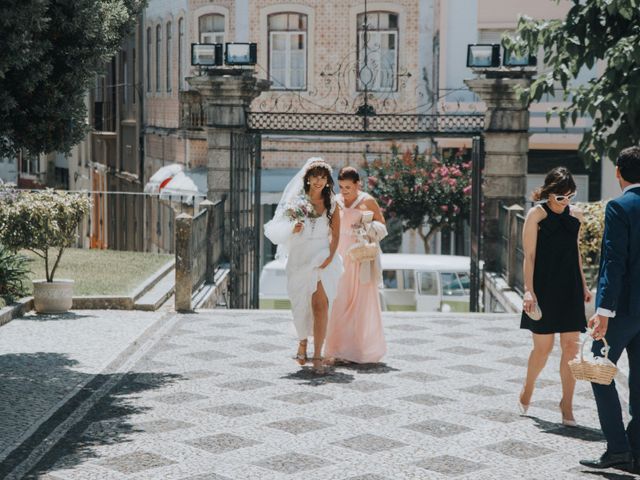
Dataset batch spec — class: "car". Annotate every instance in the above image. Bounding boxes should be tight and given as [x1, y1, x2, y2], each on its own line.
[259, 253, 477, 312]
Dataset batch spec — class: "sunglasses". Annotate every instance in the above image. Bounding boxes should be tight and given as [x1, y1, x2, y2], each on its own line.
[551, 192, 577, 202]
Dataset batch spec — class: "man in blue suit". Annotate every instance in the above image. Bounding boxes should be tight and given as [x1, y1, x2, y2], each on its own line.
[580, 146, 640, 471]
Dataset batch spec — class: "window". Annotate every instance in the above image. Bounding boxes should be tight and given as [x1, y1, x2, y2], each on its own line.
[20, 152, 39, 175]
[199, 14, 225, 44]
[268, 13, 307, 90]
[146, 28, 151, 92]
[178, 18, 184, 90]
[382, 270, 398, 289]
[417, 272, 438, 295]
[155, 25, 162, 92]
[440, 272, 465, 296]
[403, 270, 415, 291]
[357, 11, 398, 92]
[166, 22, 172, 92]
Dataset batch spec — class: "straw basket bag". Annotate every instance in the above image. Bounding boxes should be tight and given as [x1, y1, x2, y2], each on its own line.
[347, 242, 378, 262]
[568, 335, 617, 385]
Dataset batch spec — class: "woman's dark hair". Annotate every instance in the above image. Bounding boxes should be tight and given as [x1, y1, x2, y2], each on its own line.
[338, 166, 360, 183]
[531, 166, 577, 202]
[616, 146, 640, 183]
[304, 165, 335, 222]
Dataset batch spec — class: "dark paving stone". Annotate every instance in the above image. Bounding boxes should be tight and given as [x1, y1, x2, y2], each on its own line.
[334, 404, 396, 419]
[345, 475, 392, 480]
[506, 377, 559, 388]
[472, 409, 524, 423]
[333, 434, 407, 454]
[248, 329, 284, 336]
[403, 419, 471, 437]
[487, 339, 527, 348]
[231, 361, 279, 369]
[255, 317, 291, 325]
[391, 354, 438, 362]
[400, 393, 455, 406]
[183, 370, 222, 380]
[445, 364, 496, 374]
[253, 452, 329, 474]
[180, 473, 233, 480]
[431, 319, 468, 326]
[479, 326, 511, 333]
[136, 419, 195, 433]
[203, 403, 267, 417]
[415, 455, 488, 475]
[246, 343, 288, 353]
[438, 332, 476, 339]
[201, 335, 239, 343]
[484, 439, 554, 459]
[184, 350, 235, 361]
[209, 322, 242, 329]
[438, 346, 484, 355]
[534, 399, 589, 411]
[386, 324, 429, 331]
[153, 342, 184, 352]
[219, 379, 274, 391]
[272, 392, 333, 404]
[497, 356, 529, 367]
[397, 372, 446, 383]
[458, 385, 510, 396]
[389, 338, 432, 345]
[151, 392, 208, 404]
[266, 417, 333, 434]
[184, 433, 259, 454]
[340, 381, 393, 392]
[97, 451, 176, 474]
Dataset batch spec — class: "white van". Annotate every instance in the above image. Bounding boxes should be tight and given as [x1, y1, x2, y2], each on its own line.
[259, 253, 474, 312]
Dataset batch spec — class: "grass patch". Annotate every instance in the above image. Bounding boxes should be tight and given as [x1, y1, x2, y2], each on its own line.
[22, 248, 173, 296]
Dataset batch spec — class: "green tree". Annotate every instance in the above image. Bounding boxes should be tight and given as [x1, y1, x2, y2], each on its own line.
[365, 146, 472, 253]
[0, 0, 146, 157]
[505, 0, 640, 165]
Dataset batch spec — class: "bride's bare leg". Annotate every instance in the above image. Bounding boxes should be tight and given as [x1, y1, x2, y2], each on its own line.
[311, 281, 329, 373]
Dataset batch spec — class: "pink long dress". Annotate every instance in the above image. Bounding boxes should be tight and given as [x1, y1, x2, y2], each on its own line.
[325, 193, 387, 363]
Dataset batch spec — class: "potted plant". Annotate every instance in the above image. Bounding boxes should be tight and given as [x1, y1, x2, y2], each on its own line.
[0, 186, 91, 313]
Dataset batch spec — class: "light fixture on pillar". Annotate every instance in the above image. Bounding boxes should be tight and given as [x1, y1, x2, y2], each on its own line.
[191, 43, 223, 66]
[224, 43, 257, 66]
[466, 44, 500, 68]
[503, 48, 537, 67]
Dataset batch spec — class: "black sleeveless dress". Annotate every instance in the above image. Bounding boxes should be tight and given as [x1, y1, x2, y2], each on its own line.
[520, 203, 587, 334]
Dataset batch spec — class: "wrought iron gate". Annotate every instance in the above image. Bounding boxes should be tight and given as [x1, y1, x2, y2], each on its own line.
[229, 132, 261, 309]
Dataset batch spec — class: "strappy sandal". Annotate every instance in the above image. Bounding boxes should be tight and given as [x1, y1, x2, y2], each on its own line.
[294, 339, 308, 365]
[311, 356, 329, 375]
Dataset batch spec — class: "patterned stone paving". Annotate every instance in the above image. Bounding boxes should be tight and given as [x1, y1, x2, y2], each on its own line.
[0, 310, 635, 479]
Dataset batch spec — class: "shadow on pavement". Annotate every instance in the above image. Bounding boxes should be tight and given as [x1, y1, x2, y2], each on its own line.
[529, 416, 605, 442]
[0, 352, 181, 479]
[333, 361, 399, 375]
[574, 469, 638, 480]
[19, 311, 95, 322]
[282, 367, 355, 386]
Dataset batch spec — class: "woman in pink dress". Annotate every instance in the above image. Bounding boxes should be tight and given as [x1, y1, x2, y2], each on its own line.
[325, 166, 388, 364]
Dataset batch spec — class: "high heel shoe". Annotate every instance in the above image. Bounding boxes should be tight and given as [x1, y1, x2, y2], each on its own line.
[559, 401, 577, 427]
[294, 340, 308, 366]
[311, 357, 329, 375]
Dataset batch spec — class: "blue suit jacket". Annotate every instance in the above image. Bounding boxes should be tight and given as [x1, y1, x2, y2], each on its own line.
[596, 186, 640, 317]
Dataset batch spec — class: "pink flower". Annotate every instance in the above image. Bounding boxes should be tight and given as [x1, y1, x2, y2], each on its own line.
[440, 205, 449, 213]
[463, 185, 472, 195]
[454, 205, 460, 214]
[368, 176, 378, 186]
[448, 178, 457, 187]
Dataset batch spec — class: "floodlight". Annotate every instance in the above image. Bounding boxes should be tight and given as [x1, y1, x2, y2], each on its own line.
[466, 44, 500, 68]
[224, 43, 257, 66]
[503, 48, 537, 67]
[191, 43, 223, 66]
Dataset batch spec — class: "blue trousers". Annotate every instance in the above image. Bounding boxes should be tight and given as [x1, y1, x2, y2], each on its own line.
[591, 314, 640, 454]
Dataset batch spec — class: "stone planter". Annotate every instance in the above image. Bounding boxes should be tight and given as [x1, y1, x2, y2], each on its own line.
[33, 279, 74, 313]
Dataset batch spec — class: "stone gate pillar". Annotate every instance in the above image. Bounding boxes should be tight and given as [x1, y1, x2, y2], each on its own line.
[187, 71, 270, 203]
[464, 75, 532, 271]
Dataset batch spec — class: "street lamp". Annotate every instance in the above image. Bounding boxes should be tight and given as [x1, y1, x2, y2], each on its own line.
[466, 44, 500, 68]
[503, 48, 537, 67]
[224, 43, 257, 66]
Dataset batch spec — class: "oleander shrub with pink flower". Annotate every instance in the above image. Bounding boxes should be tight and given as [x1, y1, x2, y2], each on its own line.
[365, 146, 473, 253]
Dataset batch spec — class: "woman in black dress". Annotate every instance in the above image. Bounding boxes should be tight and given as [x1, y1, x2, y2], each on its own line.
[519, 167, 591, 426]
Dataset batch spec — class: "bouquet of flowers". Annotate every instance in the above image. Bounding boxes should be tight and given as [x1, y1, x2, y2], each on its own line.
[284, 193, 320, 223]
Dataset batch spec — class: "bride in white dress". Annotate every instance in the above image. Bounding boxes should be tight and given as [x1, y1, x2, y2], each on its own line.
[264, 158, 343, 373]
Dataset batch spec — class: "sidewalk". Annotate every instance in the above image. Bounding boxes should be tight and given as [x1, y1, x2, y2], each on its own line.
[0, 309, 631, 479]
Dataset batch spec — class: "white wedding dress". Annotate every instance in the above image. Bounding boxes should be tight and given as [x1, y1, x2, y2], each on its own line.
[263, 157, 343, 340]
[285, 202, 343, 339]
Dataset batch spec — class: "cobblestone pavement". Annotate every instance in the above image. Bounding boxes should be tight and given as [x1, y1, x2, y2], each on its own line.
[0, 310, 636, 479]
